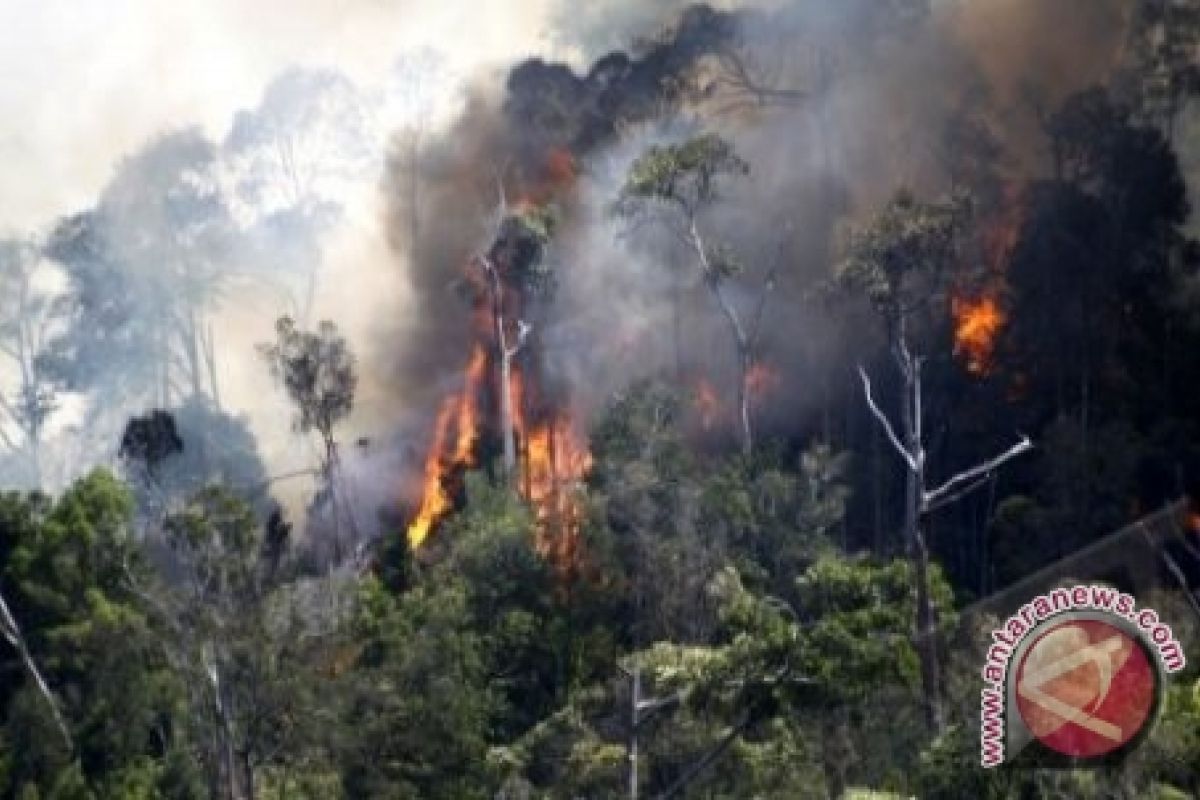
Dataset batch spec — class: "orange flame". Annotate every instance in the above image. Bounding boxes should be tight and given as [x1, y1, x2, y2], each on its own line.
[406, 345, 487, 548]
[952, 295, 1006, 376]
[404, 145, 591, 564]
[951, 181, 1024, 377]
[510, 370, 592, 566]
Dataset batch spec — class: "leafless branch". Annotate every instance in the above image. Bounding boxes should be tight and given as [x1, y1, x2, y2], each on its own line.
[922, 434, 1033, 512]
[858, 366, 917, 473]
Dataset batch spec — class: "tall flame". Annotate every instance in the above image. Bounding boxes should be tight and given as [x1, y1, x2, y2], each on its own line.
[511, 369, 592, 571]
[406, 345, 487, 548]
[404, 146, 588, 559]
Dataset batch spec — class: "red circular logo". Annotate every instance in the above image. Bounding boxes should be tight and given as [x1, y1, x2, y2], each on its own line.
[1014, 619, 1157, 758]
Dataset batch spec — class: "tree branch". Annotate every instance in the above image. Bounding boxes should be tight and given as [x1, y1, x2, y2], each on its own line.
[0, 589, 74, 752]
[654, 710, 757, 799]
[858, 366, 918, 473]
[922, 434, 1033, 513]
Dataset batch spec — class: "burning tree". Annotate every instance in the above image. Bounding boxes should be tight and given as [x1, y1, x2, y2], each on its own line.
[404, 190, 592, 570]
[614, 133, 775, 456]
[836, 189, 1032, 732]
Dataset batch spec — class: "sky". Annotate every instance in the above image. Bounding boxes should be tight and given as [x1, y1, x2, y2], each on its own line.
[0, 0, 569, 232]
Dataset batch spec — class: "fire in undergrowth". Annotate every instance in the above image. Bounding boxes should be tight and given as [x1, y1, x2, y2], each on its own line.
[952, 295, 1005, 375]
[511, 369, 592, 568]
[404, 352, 592, 571]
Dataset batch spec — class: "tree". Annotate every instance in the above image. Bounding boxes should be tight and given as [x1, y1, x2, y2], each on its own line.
[837, 189, 1031, 732]
[131, 486, 325, 800]
[118, 403, 270, 521]
[259, 316, 357, 562]
[1122, 0, 1200, 140]
[224, 68, 380, 324]
[340, 577, 493, 799]
[0, 239, 62, 486]
[617, 552, 948, 798]
[0, 470, 199, 798]
[615, 133, 775, 455]
[42, 128, 236, 465]
[470, 199, 551, 480]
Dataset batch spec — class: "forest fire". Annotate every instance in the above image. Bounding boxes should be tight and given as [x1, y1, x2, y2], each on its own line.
[405, 354, 592, 566]
[404, 150, 591, 565]
[512, 376, 592, 565]
[951, 295, 1005, 375]
[950, 182, 1025, 376]
[406, 345, 487, 548]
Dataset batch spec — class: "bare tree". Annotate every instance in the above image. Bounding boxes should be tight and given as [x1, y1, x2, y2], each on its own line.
[838, 190, 1031, 732]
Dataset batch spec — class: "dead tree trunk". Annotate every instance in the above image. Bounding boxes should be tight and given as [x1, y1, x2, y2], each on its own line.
[859, 325, 1032, 734]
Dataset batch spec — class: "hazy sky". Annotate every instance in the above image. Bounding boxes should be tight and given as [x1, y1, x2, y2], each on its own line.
[0, 0, 570, 232]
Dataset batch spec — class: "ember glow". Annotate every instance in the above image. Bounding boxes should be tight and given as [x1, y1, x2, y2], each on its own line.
[952, 295, 1006, 375]
[694, 378, 721, 430]
[746, 362, 780, 404]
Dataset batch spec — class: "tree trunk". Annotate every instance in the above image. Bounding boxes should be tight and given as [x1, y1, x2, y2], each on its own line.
[820, 709, 851, 800]
[324, 435, 343, 565]
[499, 343, 517, 478]
[183, 304, 205, 401]
[898, 351, 943, 733]
[736, 347, 753, 457]
[689, 220, 754, 455]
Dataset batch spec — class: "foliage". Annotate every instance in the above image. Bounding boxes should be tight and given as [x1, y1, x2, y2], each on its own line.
[615, 132, 749, 217]
[835, 189, 970, 327]
[258, 316, 356, 441]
